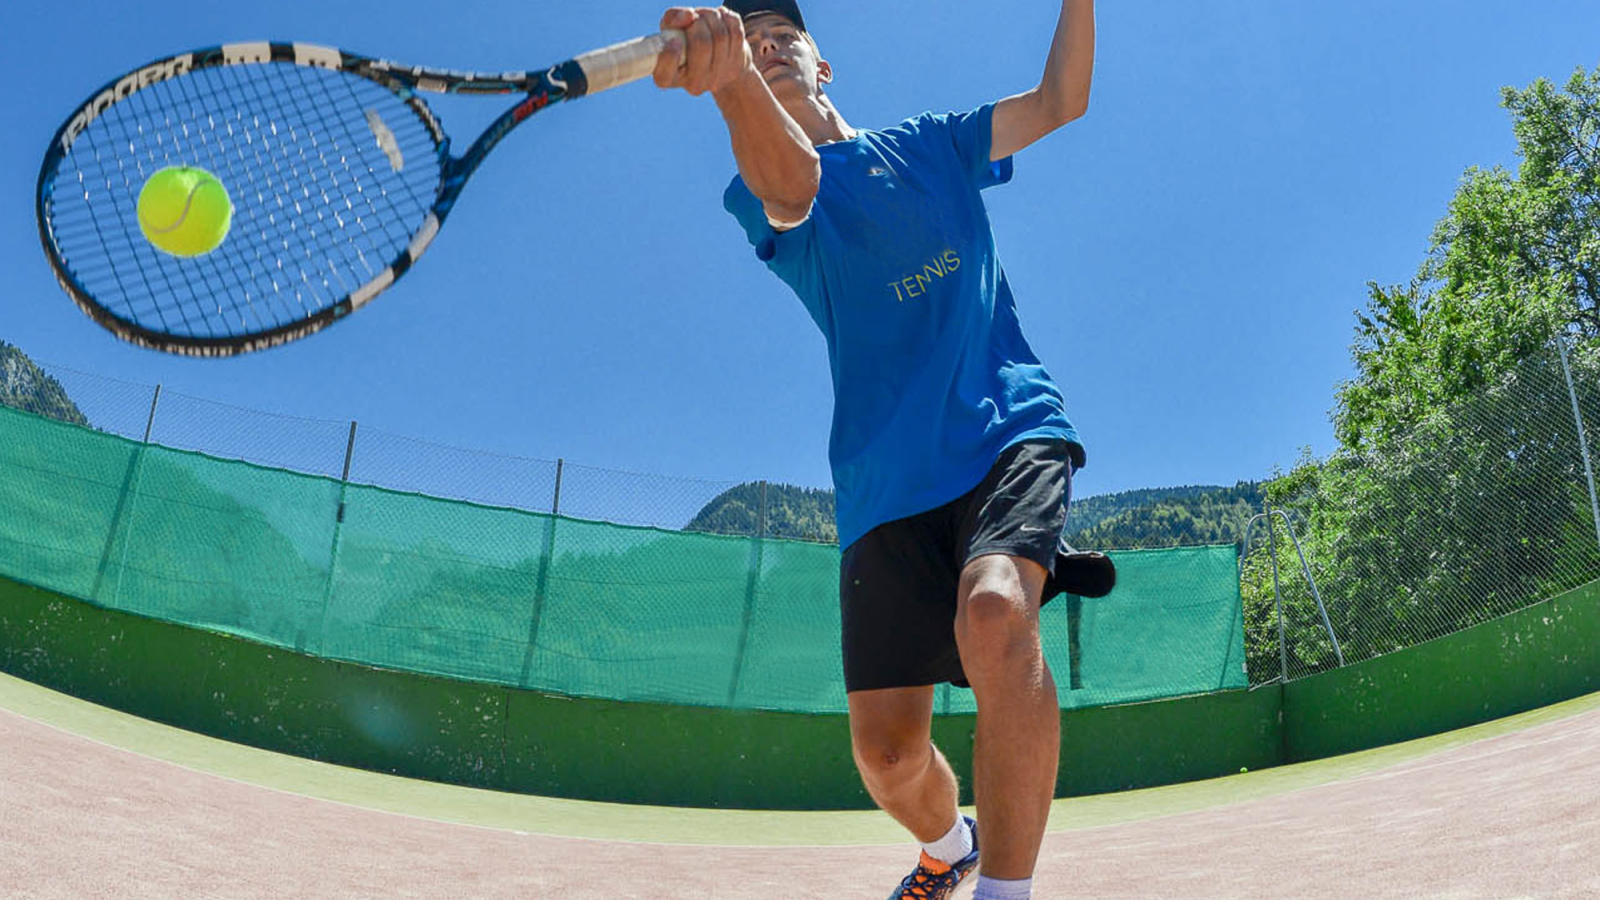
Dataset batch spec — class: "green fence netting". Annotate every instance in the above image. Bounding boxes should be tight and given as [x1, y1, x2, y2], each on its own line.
[0, 404, 1246, 712]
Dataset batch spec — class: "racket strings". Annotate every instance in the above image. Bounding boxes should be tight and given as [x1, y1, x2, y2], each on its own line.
[63, 95, 188, 331]
[233, 63, 335, 328]
[193, 62, 295, 333]
[312, 64, 434, 280]
[124, 64, 292, 338]
[154, 69, 253, 335]
[43, 59, 443, 344]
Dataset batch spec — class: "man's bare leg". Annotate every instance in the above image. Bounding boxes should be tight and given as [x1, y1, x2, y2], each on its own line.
[954, 554, 1058, 880]
[847, 686, 962, 842]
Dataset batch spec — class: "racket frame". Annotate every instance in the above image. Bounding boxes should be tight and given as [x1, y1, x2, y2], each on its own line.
[37, 33, 674, 356]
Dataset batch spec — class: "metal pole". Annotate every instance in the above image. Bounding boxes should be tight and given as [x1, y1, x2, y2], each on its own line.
[552, 458, 564, 516]
[305, 422, 356, 652]
[142, 384, 162, 443]
[520, 458, 563, 687]
[1239, 513, 1264, 684]
[727, 480, 769, 706]
[335, 421, 356, 522]
[1266, 504, 1289, 683]
[1556, 335, 1600, 555]
[1274, 509, 1344, 667]
[91, 383, 163, 602]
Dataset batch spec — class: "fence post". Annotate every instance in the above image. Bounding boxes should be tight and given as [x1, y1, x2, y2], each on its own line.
[89, 384, 162, 602]
[1271, 509, 1344, 668]
[520, 458, 563, 687]
[301, 421, 356, 653]
[143, 385, 162, 443]
[1556, 335, 1600, 555]
[1066, 594, 1085, 689]
[726, 480, 769, 707]
[1266, 504, 1289, 683]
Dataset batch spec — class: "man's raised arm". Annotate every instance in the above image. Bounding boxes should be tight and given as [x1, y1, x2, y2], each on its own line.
[990, 0, 1095, 162]
[653, 6, 819, 225]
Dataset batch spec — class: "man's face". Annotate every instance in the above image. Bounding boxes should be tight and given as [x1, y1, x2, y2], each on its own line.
[743, 13, 830, 99]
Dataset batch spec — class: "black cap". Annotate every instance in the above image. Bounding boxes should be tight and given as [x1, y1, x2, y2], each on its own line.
[723, 0, 807, 33]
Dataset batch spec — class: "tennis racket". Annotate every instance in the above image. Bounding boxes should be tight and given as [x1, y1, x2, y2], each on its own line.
[36, 32, 684, 357]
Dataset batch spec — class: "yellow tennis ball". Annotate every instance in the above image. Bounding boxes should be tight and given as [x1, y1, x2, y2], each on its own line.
[137, 166, 233, 257]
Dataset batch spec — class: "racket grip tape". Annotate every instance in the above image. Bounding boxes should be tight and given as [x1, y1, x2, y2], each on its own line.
[574, 28, 686, 95]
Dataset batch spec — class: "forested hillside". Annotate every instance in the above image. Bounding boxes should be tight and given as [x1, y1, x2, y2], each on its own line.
[0, 341, 86, 426]
[686, 478, 1264, 549]
[1064, 481, 1265, 550]
[686, 482, 838, 542]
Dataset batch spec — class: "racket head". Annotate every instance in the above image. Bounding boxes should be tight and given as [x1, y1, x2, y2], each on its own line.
[36, 43, 451, 356]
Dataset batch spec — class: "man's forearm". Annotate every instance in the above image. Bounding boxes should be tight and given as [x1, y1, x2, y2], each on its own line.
[1038, 0, 1095, 122]
[714, 69, 821, 218]
[989, 0, 1094, 160]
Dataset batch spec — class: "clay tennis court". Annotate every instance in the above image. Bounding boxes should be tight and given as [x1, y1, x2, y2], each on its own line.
[2, 672, 1596, 899]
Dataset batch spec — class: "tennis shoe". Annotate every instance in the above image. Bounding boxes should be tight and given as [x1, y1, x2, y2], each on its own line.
[886, 816, 979, 900]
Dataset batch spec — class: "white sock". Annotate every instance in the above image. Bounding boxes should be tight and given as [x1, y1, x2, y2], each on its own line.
[972, 875, 1032, 900]
[920, 815, 973, 865]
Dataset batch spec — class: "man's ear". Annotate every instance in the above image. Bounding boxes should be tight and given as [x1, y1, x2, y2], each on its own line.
[817, 58, 834, 85]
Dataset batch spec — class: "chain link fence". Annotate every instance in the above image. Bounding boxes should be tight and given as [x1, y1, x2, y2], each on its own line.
[12, 360, 760, 538]
[1241, 335, 1600, 684]
[16, 336, 1596, 695]
[0, 353, 1249, 712]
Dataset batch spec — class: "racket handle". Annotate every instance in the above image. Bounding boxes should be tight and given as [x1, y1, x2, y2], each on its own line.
[575, 28, 687, 96]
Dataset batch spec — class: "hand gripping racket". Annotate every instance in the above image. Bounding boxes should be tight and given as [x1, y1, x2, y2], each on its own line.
[36, 32, 683, 357]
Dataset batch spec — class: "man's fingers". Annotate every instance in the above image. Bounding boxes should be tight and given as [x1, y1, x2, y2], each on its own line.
[656, 6, 749, 95]
[652, 32, 685, 88]
[681, 9, 715, 95]
[653, 7, 694, 87]
[719, 7, 747, 58]
[658, 6, 695, 30]
[701, 9, 728, 95]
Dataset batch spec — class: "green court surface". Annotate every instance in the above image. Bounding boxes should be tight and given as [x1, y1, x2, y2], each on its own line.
[5, 668, 1597, 848]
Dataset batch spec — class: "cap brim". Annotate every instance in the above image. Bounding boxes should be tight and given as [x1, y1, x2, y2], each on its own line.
[723, 0, 807, 33]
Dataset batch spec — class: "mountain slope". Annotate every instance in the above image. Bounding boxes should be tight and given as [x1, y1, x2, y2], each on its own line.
[0, 341, 87, 426]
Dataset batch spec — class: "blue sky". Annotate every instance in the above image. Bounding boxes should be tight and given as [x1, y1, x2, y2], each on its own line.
[4, 1, 1598, 508]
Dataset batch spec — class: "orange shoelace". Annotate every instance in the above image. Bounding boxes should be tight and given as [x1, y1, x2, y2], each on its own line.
[897, 852, 958, 898]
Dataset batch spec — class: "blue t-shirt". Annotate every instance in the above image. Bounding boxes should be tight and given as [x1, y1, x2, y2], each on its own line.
[724, 102, 1082, 550]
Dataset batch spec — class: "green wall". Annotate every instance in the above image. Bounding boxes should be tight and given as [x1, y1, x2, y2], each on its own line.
[1284, 579, 1600, 761]
[1, 572, 1595, 809]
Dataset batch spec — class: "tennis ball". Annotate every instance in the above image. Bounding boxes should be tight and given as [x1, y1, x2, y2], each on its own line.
[1239, 767, 1249, 774]
[137, 166, 232, 257]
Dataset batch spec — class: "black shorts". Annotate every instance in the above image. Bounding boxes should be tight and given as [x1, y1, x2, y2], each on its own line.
[839, 439, 1080, 693]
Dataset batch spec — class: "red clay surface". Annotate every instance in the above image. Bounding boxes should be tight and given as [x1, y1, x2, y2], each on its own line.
[2, 702, 1597, 899]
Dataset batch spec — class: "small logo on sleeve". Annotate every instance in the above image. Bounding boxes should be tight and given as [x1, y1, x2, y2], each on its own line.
[889, 250, 962, 302]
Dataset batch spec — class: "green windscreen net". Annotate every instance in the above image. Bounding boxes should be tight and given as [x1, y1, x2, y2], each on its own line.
[0, 405, 1246, 713]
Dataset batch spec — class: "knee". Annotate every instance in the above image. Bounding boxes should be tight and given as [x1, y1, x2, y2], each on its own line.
[954, 588, 1037, 663]
[852, 737, 931, 792]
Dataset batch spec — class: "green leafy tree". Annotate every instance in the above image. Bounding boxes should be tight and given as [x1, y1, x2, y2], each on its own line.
[1245, 65, 1600, 681]
[1338, 66, 1600, 452]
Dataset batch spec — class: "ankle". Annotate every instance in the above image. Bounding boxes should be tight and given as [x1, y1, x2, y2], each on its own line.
[919, 814, 973, 865]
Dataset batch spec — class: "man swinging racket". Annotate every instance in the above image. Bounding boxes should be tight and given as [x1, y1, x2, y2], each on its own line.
[654, 3, 1098, 898]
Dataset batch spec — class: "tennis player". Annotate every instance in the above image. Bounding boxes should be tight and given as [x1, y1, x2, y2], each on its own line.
[655, 3, 1093, 898]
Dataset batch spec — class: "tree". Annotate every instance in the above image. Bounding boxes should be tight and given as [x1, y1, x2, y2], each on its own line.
[1246, 65, 1600, 680]
[1337, 65, 1600, 453]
